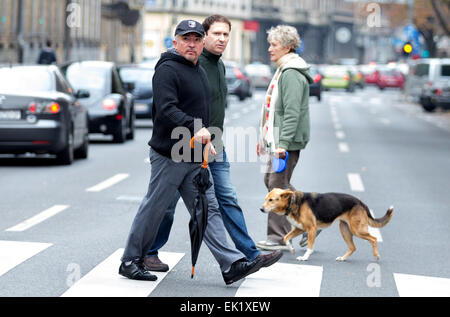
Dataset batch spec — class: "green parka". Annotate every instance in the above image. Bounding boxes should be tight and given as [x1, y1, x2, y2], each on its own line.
[273, 57, 313, 151]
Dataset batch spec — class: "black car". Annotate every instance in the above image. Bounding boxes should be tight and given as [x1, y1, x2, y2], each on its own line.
[0, 65, 90, 165]
[118, 64, 154, 119]
[224, 61, 253, 101]
[64, 61, 135, 143]
[309, 65, 322, 101]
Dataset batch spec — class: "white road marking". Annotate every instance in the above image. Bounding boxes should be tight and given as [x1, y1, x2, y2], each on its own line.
[347, 173, 365, 192]
[394, 273, 450, 297]
[333, 122, 342, 130]
[338, 142, 349, 153]
[61, 249, 184, 297]
[335, 131, 346, 139]
[0, 241, 52, 277]
[235, 263, 323, 297]
[116, 195, 142, 203]
[368, 209, 382, 242]
[86, 173, 129, 192]
[6, 205, 69, 232]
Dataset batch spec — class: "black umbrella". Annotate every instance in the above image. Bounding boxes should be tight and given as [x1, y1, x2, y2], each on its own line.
[189, 138, 213, 278]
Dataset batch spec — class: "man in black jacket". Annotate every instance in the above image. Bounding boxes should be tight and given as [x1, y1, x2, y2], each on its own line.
[144, 15, 282, 274]
[119, 20, 263, 284]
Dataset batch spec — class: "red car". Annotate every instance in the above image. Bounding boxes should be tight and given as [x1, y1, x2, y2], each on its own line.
[376, 70, 405, 90]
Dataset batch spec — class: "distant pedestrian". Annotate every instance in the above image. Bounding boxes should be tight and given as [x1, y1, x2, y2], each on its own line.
[119, 19, 263, 284]
[143, 14, 283, 273]
[256, 25, 319, 251]
[37, 40, 57, 65]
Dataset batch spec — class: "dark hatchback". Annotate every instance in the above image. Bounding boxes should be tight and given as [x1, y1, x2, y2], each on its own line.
[118, 64, 154, 119]
[224, 61, 253, 101]
[309, 65, 323, 101]
[64, 61, 135, 143]
[0, 65, 90, 165]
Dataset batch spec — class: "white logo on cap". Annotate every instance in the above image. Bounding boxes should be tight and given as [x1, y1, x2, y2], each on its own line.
[188, 20, 196, 28]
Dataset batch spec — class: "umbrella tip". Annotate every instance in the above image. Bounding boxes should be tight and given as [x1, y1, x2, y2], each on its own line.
[191, 266, 195, 279]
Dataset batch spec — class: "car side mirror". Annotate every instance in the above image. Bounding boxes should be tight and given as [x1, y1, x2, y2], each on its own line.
[75, 89, 90, 99]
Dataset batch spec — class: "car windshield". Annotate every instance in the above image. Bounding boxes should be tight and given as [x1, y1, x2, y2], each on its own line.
[324, 67, 348, 76]
[119, 67, 154, 85]
[66, 63, 108, 95]
[380, 70, 402, 76]
[0, 67, 53, 92]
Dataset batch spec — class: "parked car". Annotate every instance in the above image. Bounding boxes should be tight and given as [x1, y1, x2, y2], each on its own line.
[376, 69, 405, 90]
[64, 61, 135, 143]
[224, 61, 253, 101]
[244, 62, 272, 89]
[348, 65, 365, 89]
[405, 58, 450, 109]
[321, 65, 355, 92]
[0, 65, 90, 165]
[119, 64, 154, 119]
[417, 61, 450, 112]
[308, 65, 322, 101]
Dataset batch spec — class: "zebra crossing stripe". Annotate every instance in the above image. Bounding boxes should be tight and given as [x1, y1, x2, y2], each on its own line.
[61, 249, 184, 297]
[0, 240, 52, 277]
[394, 273, 450, 297]
[235, 263, 323, 297]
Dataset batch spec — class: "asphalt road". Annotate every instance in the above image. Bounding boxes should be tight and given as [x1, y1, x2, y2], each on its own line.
[1, 86, 449, 299]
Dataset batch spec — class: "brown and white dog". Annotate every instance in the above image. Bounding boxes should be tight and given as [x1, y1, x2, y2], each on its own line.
[260, 188, 394, 262]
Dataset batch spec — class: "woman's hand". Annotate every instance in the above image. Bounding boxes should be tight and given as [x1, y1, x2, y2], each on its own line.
[273, 147, 286, 158]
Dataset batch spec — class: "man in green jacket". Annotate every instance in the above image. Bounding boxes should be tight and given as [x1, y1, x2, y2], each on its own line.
[143, 15, 282, 273]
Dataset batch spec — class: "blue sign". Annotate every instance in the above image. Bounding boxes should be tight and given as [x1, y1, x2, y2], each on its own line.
[164, 36, 173, 49]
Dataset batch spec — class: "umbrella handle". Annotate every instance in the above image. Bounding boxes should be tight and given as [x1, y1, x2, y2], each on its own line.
[190, 137, 210, 168]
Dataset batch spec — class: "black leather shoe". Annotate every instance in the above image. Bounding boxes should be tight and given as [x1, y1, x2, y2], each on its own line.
[257, 250, 283, 268]
[119, 261, 157, 281]
[222, 257, 263, 285]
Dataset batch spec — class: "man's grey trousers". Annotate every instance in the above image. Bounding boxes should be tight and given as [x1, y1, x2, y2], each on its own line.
[121, 148, 244, 272]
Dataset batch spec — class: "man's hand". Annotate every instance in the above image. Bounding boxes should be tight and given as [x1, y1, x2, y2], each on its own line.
[193, 127, 211, 144]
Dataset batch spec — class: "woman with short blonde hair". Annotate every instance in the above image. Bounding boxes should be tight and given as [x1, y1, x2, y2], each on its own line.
[256, 25, 315, 251]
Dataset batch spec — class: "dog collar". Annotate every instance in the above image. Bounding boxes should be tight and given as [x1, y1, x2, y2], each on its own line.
[286, 195, 295, 216]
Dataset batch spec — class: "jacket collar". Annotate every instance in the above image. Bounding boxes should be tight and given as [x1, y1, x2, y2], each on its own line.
[201, 48, 221, 62]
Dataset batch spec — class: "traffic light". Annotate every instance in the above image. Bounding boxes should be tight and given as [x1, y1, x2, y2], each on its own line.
[402, 42, 413, 57]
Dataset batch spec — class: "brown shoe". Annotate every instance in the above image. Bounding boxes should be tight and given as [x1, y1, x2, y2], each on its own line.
[257, 250, 283, 268]
[143, 255, 169, 272]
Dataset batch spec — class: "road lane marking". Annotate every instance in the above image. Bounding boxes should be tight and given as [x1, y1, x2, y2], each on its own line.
[6, 205, 69, 232]
[116, 195, 142, 202]
[0, 241, 52, 277]
[368, 209, 382, 242]
[86, 173, 129, 192]
[235, 263, 323, 297]
[394, 273, 450, 297]
[335, 131, 346, 139]
[347, 173, 365, 192]
[61, 249, 184, 297]
[338, 142, 349, 153]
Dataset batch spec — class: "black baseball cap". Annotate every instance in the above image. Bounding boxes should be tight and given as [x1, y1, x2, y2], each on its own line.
[174, 20, 205, 37]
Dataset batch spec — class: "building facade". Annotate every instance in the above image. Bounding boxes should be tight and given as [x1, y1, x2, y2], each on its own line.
[0, 0, 144, 64]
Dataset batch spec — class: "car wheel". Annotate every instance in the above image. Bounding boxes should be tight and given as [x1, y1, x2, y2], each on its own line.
[56, 129, 74, 165]
[74, 131, 89, 159]
[113, 116, 126, 143]
[422, 101, 436, 112]
[126, 110, 135, 140]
